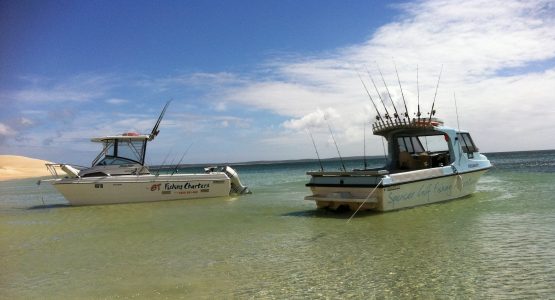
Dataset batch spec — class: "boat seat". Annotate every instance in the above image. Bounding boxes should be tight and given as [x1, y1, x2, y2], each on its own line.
[399, 151, 428, 170]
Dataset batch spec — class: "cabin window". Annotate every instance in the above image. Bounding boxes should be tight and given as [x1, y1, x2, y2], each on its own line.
[422, 135, 449, 152]
[397, 137, 425, 154]
[97, 156, 136, 165]
[103, 142, 115, 156]
[117, 140, 145, 163]
[396, 134, 451, 170]
[457, 133, 478, 153]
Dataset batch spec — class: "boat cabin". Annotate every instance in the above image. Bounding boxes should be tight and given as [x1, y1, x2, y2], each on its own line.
[75, 133, 151, 177]
[373, 118, 479, 172]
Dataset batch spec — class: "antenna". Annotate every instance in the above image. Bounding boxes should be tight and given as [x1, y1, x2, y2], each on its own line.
[428, 65, 443, 122]
[325, 116, 346, 172]
[376, 63, 401, 121]
[306, 128, 324, 171]
[366, 68, 391, 120]
[453, 91, 463, 164]
[149, 100, 172, 141]
[453, 92, 461, 133]
[357, 73, 383, 121]
[417, 65, 421, 120]
[393, 61, 409, 119]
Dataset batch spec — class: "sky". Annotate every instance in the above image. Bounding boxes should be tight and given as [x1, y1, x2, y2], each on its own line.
[1, 0, 554, 165]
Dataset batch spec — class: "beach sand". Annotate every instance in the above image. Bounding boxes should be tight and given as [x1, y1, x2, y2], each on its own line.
[0, 155, 54, 181]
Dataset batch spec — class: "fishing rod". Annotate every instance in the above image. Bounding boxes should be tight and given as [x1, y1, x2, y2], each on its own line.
[357, 73, 383, 121]
[393, 61, 409, 119]
[376, 63, 401, 121]
[428, 65, 443, 122]
[170, 143, 194, 175]
[149, 100, 172, 141]
[156, 149, 173, 176]
[325, 116, 347, 172]
[306, 128, 324, 171]
[363, 122, 367, 170]
[366, 68, 391, 120]
[417, 65, 421, 120]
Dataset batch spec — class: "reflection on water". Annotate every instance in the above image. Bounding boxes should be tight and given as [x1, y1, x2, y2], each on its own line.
[1, 151, 555, 298]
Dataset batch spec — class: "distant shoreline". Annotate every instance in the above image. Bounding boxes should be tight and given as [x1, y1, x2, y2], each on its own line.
[153, 149, 555, 169]
[2, 149, 553, 181]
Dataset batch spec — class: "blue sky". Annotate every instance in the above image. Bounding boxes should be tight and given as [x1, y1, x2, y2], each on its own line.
[1, 0, 555, 165]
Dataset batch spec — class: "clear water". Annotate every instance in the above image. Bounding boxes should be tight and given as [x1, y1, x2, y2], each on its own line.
[1, 151, 554, 298]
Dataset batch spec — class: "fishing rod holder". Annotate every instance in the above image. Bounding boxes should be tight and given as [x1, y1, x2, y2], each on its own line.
[372, 118, 444, 135]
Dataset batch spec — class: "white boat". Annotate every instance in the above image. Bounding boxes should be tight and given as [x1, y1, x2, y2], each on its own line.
[305, 117, 491, 212]
[42, 102, 250, 206]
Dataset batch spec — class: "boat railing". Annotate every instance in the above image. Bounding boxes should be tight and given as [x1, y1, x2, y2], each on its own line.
[45, 163, 86, 179]
[45, 163, 64, 178]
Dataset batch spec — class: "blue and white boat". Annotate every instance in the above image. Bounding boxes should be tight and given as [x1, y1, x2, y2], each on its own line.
[305, 117, 491, 211]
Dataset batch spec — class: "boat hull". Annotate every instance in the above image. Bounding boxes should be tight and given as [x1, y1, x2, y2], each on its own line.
[52, 173, 232, 206]
[306, 169, 488, 212]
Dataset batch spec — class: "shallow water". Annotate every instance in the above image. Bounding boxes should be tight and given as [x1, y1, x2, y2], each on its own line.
[1, 151, 554, 298]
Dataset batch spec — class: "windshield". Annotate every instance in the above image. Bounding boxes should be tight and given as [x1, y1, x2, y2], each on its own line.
[92, 139, 146, 166]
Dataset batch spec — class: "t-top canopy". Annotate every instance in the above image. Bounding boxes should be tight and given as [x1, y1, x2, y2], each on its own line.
[91, 132, 150, 142]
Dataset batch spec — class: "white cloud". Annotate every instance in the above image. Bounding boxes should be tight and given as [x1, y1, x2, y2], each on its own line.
[6, 73, 118, 103]
[3, 0, 555, 162]
[282, 107, 340, 130]
[215, 0, 555, 154]
[106, 98, 129, 105]
[0, 123, 14, 136]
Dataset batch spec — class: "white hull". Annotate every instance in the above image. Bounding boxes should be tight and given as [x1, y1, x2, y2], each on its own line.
[306, 169, 488, 212]
[52, 173, 232, 206]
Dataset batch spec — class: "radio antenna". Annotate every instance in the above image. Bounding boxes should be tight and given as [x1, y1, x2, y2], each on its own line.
[453, 91, 464, 164]
[393, 61, 409, 119]
[429, 65, 443, 122]
[376, 63, 401, 121]
[306, 128, 324, 171]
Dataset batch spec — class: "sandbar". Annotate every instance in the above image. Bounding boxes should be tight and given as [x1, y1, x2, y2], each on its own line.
[0, 155, 54, 181]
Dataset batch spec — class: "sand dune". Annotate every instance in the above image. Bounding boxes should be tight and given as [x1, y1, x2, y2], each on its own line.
[0, 155, 54, 181]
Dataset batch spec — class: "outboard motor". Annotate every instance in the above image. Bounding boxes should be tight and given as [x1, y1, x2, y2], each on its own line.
[222, 166, 251, 195]
[204, 166, 251, 195]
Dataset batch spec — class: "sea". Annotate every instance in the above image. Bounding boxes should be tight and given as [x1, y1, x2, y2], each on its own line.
[1, 150, 554, 299]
